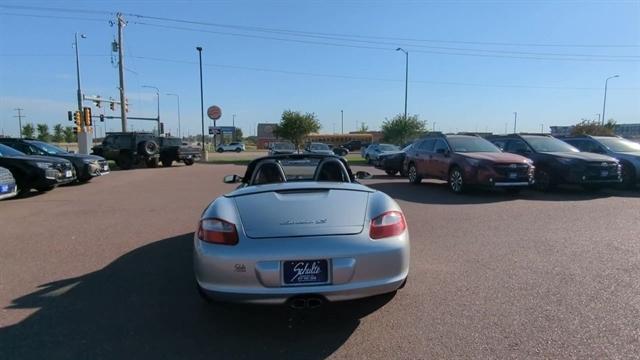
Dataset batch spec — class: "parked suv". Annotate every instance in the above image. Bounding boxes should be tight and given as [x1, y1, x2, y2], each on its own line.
[158, 137, 201, 167]
[92, 132, 160, 170]
[404, 133, 534, 193]
[488, 134, 621, 191]
[362, 143, 400, 164]
[216, 142, 245, 153]
[558, 135, 640, 189]
[0, 138, 109, 183]
[0, 143, 76, 194]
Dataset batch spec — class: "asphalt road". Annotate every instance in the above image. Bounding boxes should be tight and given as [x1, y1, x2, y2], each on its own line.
[1, 163, 638, 359]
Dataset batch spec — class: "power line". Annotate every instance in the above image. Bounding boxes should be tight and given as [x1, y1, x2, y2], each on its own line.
[0, 4, 113, 15]
[0, 12, 108, 22]
[132, 21, 640, 62]
[125, 12, 640, 49]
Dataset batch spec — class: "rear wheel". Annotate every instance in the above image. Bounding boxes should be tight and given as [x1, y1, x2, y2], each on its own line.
[146, 157, 159, 168]
[116, 154, 133, 170]
[235, 148, 242, 153]
[216, 148, 224, 153]
[448, 167, 465, 194]
[408, 163, 422, 184]
[620, 163, 636, 190]
[534, 168, 555, 192]
[385, 170, 398, 176]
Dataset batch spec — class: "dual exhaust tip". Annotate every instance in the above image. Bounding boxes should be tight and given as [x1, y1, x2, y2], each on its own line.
[287, 296, 325, 310]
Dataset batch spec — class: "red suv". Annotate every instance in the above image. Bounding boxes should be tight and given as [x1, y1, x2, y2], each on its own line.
[403, 133, 535, 193]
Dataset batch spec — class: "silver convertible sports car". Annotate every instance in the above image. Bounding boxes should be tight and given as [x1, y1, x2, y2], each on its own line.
[194, 154, 410, 308]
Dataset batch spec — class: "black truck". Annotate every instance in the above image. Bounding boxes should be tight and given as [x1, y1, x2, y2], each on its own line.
[92, 132, 160, 170]
[157, 137, 201, 167]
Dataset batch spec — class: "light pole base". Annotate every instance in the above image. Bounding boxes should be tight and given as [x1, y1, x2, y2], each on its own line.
[77, 131, 92, 155]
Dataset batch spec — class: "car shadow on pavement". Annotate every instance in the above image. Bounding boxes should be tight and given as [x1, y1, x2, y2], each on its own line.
[368, 181, 622, 205]
[0, 233, 393, 360]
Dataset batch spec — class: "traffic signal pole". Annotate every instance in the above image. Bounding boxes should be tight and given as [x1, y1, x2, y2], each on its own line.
[74, 32, 92, 154]
[117, 13, 127, 133]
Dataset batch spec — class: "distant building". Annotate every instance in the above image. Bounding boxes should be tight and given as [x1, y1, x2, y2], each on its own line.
[550, 123, 640, 139]
[256, 123, 278, 149]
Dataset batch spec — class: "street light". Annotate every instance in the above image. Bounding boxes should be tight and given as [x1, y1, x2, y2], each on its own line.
[142, 85, 160, 133]
[602, 75, 619, 125]
[196, 46, 205, 154]
[166, 93, 181, 138]
[396, 48, 409, 120]
[74, 33, 86, 115]
[232, 114, 236, 142]
[513, 112, 518, 133]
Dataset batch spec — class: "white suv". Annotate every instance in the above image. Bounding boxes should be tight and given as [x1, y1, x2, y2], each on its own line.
[216, 142, 245, 153]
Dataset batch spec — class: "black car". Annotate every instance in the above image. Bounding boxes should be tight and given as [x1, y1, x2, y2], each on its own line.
[0, 143, 76, 194]
[0, 138, 109, 183]
[558, 135, 640, 189]
[488, 134, 621, 191]
[375, 143, 414, 176]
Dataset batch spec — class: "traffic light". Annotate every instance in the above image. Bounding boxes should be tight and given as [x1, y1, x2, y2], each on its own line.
[109, 101, 115, 111]
[99, 114, 105, 122]
[83, 107, 92, 126]
[94, 95, 101, 108]
[68, 111, 73, 121]
[73, 126, 79, 134]
[73, 111, 82, 126]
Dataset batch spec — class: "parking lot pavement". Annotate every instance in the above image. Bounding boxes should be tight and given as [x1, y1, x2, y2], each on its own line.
[1, 164, 639, 359]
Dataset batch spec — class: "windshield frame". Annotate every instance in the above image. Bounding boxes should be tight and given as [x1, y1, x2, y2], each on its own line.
[27, 140, 68, 155]
[595, 137, 640, 152]
[0, 143, 26, 157]
[524, 136, 579, 153]
[447, 137, 501, 153]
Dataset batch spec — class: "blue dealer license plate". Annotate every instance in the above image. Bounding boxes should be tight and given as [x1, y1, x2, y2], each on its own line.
[283, 259, 329, 285]
[1, 184, 14, 193]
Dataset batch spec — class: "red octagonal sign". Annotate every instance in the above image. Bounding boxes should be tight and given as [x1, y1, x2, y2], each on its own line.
[207, 105, 222, 120]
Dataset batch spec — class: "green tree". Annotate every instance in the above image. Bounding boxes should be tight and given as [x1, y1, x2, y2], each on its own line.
[358, 123, 369, 132]
[63, 126, 77, 143]
[36, 123, 50, 142]
[52, 124, 64, 143]
[22, 123, 35, 138]
[381, 114, 427, 145]
[571, 119, 616, 136]
[272, 110, 321, 150]
[234, 128, 243, 141]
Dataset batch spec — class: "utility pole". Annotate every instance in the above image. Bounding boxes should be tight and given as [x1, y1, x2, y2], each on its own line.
[341, 110, 344, 134]
[513, 112, 518, 133]
[117, 13, 127, 132]
[396, 48, 409, 120]
[13, 108, 25, 138]
[602, 75, 619, 125]
[541, 124, 544, 133]
[196, 46, 205, 156]
[232, 114, 236, 141]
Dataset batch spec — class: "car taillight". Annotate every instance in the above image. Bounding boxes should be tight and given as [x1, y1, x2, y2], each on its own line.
[197, 218, 238, 245]
[370, 211, 406, 239]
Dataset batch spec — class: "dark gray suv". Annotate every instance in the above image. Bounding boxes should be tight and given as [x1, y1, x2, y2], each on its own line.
[558, 135, 640, 189]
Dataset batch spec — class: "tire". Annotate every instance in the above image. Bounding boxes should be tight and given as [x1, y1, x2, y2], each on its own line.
[235, 148, 241, 153]
[385, 170, 398, 176]
[116, 154, 133, 170]
[35, 184, 56, 192]
[408, 163, 422, 184]
[620, 162, 636, 190]
[146, 157, 159, 168]
[184, 158, 195, 166]
[138, 140, 159, 157]
[216, 148, 224, 153]
[534, 168, 555, 192]
[161, 158, 173, 167]
[448, 166, 465, 194]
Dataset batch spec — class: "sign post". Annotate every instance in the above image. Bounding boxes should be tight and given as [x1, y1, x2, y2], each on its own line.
[207, 105, 222, 148]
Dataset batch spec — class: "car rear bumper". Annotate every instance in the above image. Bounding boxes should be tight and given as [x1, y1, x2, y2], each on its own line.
[194, 232, 410, 304]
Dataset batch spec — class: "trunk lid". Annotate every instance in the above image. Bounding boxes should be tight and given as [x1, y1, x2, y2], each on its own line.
[233, 185, 370, 238]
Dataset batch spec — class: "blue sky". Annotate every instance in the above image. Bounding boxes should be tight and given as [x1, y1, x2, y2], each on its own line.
[1, 0, 639, 138]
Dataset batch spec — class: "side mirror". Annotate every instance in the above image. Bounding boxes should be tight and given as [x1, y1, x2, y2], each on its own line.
[223, 174, 242, 184]
[355, 171, 373, 180]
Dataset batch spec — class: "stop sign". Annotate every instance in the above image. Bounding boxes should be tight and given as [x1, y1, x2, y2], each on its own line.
[207, 105, 222, 120]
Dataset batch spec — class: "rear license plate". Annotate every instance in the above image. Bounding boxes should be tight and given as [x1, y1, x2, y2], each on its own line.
[283, 259, 329, 285]
[102, 165, 109, 171]
[65, 170, 73, 178]
[600, 170, 608, 177]
[509, 172, 517, 179]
